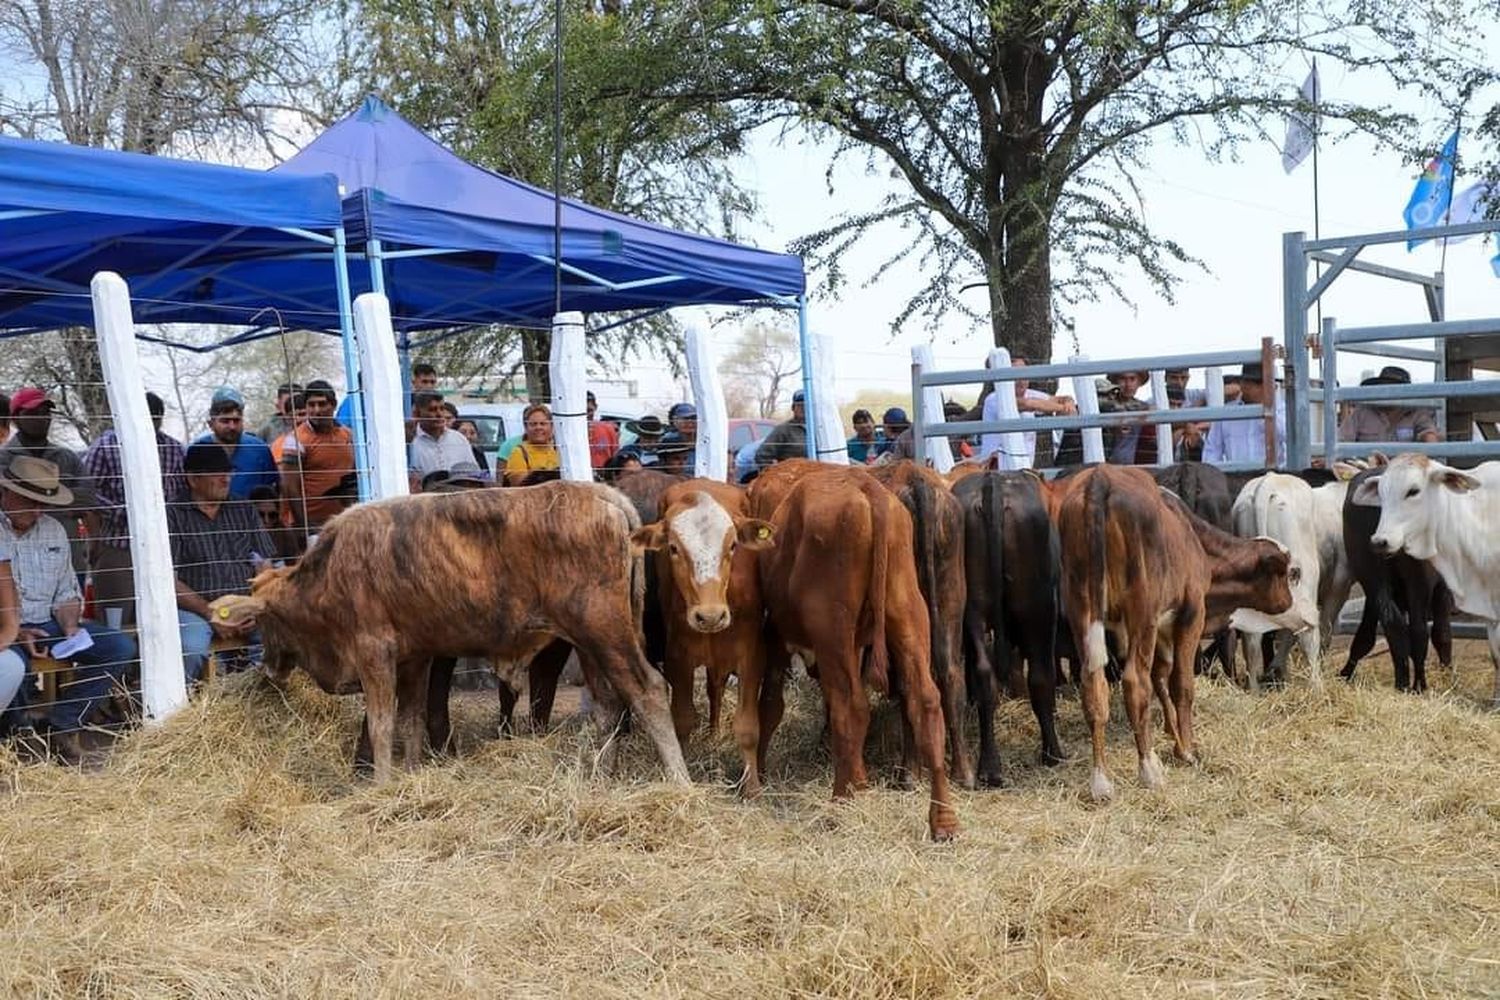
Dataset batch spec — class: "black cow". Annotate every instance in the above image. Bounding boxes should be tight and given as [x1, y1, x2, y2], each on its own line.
[952, 471, 1064, 783]
[1340, 466, 1453, 692]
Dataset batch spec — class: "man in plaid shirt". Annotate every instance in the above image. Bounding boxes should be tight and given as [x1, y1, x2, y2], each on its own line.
[83, 392, 187, 629]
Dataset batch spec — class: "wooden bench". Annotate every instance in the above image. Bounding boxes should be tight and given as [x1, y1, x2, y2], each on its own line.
[29, 653, 73, 704]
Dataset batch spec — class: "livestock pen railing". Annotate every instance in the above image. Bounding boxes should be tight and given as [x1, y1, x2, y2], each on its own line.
[910, 338, 1279, 474]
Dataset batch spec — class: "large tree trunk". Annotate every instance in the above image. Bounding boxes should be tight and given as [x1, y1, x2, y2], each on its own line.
[62, 327, 110, 440]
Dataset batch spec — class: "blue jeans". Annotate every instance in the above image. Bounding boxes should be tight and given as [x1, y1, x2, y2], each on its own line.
[0, 648, 23, 715]
[180, 609, 261, 682]
[17, 619, 136, 730]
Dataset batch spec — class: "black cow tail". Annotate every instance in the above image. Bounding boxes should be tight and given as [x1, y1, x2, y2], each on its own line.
[982, 474, 1010, 695]
[910, 475, 944, 686]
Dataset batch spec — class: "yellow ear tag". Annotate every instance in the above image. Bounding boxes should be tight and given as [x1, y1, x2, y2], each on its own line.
[757, 526, 770, 540]
[217, 606, 231, 620]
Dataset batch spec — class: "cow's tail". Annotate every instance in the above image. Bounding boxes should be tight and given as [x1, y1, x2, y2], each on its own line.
[981, 473, 1010, 692]
[1082, 471, 1111, 677]
[595, 483, 646, 634]
[856, 476, 892, 693]
[909, 474, 945, 687]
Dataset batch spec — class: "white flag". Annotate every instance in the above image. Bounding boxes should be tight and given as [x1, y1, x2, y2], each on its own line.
[1445, 181, 1494, 244]
[1281, 65, 1320, 174]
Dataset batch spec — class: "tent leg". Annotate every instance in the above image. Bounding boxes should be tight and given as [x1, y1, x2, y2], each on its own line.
[333, 226, 370, 502]
[797, 295, 816, 459]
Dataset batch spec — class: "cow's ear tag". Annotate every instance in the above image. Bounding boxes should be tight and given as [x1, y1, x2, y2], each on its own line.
[757, 526, 771, 540]
[217, 606, 231, 620]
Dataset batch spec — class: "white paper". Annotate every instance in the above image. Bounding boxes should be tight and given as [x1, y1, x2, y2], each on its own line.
[51, 628, 95, 659]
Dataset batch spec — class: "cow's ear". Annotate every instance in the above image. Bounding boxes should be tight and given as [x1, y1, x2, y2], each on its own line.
[1350, 477, 1383, 507]
[1331, 462, 1360, 482]
[1370, 451, 1390, 467]
[630, 522, 668, 552]
[1434, 468, 1482, 494]
[209, 594, 264, 629]
[737, 518, 776, 550]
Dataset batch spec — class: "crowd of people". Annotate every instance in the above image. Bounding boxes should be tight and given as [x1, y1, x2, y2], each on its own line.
[0, 349, 1443, 760]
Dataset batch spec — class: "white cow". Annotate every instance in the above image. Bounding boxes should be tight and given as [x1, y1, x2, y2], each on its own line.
[1311, 477, 1357, 646]
[1231, 473, 1325, 688]
[1354, 453, 1500, 704]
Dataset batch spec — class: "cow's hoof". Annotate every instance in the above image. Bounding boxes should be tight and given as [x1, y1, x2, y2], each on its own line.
[1041, 745, 1067, 767]
[1088, 768, 1115, 803]
[1172, 747, 1199, 767]
[929, 805, 959, 842]
[977, 764, 1005, 789]
[1139, 752, 1167, 791]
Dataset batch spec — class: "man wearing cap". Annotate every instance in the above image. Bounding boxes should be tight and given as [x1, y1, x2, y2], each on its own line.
[169, 443, 275, 683]
[408, 391, 475, 479]
[279, 379, 356, 537]
[0, 387, 93, 576]
[1203, 361, 1287, 466]
[756, 390, 810, 468]
[586, 391, 619, 467]
[82, 392, 188, 629]
[194, 387, 277, 500]
[0, 456, 134, 756]
[1337, 366, 1440, 445]
[870, 405, 910, 460]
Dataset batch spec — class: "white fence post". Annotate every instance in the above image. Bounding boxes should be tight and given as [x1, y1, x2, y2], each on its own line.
[811, 334, 849, 465]
[911, 344, 954, 473]
[1205, 367, 1225, 408]
[986, 348, 1027, 470]
[1149, 369, 1173, 466]
[90, 272, 186, 722]
[1070, 353, 1106, 464]
[550, 312, 591, 482]
[685, 326, 728, 481]
[352, 293, 409, 500]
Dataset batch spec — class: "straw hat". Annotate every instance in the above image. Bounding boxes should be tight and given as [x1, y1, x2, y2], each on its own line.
[0, 455, 73, 507]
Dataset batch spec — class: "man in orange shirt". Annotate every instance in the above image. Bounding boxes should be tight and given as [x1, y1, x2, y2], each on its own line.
[280, 380, 356, 539]
[586, 390, 619, 468]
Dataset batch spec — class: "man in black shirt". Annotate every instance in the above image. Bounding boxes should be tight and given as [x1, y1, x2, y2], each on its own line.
[168, 443, 274, 682]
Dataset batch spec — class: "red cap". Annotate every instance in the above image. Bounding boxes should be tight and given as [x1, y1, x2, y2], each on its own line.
[9, 387, 53, 413]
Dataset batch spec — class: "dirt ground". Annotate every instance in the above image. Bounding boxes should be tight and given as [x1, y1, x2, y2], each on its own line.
[0, 640, 1496, 998]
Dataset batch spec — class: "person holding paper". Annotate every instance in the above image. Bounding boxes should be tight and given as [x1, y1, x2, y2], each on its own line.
[0, 456, 134, 760]
[169, 443, 275, 683]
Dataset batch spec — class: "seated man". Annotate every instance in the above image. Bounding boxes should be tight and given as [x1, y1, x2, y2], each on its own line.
[1338, 366, 1440, 445]
[0, 456, 134, 759]
[0, 537, 24, 727]
[169, 443, 275, 682]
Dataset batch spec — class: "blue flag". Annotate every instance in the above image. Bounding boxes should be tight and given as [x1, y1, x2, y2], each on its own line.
[1403, 128, 1459, 250]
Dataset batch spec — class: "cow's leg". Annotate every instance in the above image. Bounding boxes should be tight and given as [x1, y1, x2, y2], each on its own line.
[426, 656, 456, 755]
[964, 610, 1002, 787]
[1406, 579, 1433, 695]
[1432, 586, 1454, 672]
[527, 640, 571, 730]
[819, 641, 870, 797]
[662, 645, 698, 745]
[1121, 634, 1164, 791]
[937, 617, 975, 790]
[395, 658, 430, 772]
[1486, 622, 1500, 708]
[1378, 588, 1414, 692]
[1297, 625, 1323, 689]
[1169, 608, 1205, 764]
[888, 618, 958, 841]
[496, 671, 521, 737]
[1240, 629, 1265, 692]
[590, 639, 690, 784]
[757, 640, 790, 779]
[1340, 594, 1382, 681]
[359, 654, 398, 785]
[730, 636, 765, 797]
[1151, 640, 1180, 747]
[706, 661, 730, 736]
[1024, 626, 1064, 767]
[1075, 619, 1114, 803]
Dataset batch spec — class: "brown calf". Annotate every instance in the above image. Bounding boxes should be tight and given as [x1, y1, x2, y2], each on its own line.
[213, 481, 689, 785]
[633, 480, 776, 794]
[752, 465, 959, 840]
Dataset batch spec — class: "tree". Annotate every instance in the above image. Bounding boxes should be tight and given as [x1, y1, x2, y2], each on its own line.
[0, 0, 332, 437]
[348, 0, 770, 398]
[632, 0, 1494, 363]
[720, 322, 802, 418]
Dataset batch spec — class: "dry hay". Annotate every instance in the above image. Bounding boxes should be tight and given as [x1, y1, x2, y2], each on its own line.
[1, 642, 1497, 999]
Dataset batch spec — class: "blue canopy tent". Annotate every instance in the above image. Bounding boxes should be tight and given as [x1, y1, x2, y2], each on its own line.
[0, 133, 372, 492]
[272, 95, 807, 337]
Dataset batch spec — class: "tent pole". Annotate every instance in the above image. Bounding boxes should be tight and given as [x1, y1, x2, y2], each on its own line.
[797, 295, 815, 459]
[333, 225, 371, 502]
[369, 237, 411, 414]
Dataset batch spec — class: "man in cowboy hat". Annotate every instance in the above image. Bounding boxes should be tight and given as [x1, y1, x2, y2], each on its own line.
[1202, 360, 1287, 466]
[1104, 369, 1157, 465]
[1337, 366, 1440, 445]
[0, 456, 134, 760]
[0, 386, 93, 576]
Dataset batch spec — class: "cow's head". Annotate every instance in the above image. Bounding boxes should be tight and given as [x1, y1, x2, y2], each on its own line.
[632, 491, 775, 633]
[210, 566, 299, 684]
[1352, 453, 1480, 560]
[1227, 538, 1306, 635]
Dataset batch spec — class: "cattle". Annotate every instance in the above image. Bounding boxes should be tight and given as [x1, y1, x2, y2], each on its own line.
[1153, 462, 1237, 676]
[633, 480, 776, 794]
[1350, 455, 1476, 695]
[612, 468, 686, 668]
[211, 481, 690, 785]
[1230, 474, 1324, 689]
[750, 464, 959, 840]
[867, 461, 973, 788]
[951, 470, 1063, 783]
[1058, 465, 1295, 802]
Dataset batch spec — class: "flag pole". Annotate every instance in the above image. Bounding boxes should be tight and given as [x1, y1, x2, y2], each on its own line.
[1439, 115, 1460, 276]
[1310, 59, 1322, 333]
